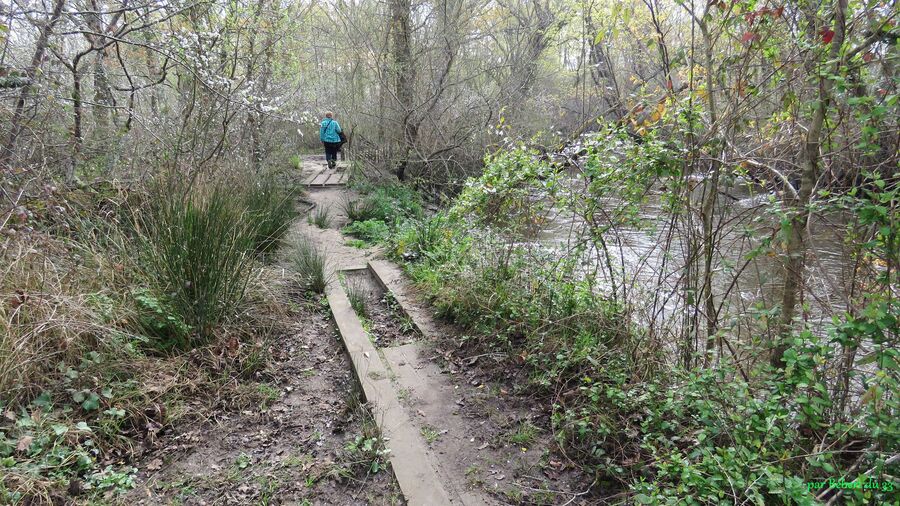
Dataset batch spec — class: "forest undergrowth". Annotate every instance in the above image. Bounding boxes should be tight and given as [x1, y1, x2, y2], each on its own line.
[0, 168, 309, 502]
[340, 128, 898, 504]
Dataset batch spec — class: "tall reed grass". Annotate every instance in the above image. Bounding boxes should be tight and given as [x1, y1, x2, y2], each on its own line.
[244, 176, 298, 253]
[138, 181, 258, 346]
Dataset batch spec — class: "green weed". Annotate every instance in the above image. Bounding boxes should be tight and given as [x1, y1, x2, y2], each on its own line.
[344, 239, 367, 249]
[256, 383, 280, 409]
[420, 425, 442, 445]
[507, 420, 540, 446]
[234, 453, 252, 470]
[342, 390, 391, 475]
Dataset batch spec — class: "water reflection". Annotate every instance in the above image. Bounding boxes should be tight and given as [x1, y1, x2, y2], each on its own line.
[529, 175, 851, 344]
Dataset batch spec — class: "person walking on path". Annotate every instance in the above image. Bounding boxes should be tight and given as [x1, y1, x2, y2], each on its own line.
[319, 112, 343, 169]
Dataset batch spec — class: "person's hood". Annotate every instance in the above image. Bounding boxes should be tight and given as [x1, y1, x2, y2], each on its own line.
[320, 118, 335, 125]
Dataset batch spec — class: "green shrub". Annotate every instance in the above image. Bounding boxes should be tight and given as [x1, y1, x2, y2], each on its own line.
[132, 288, 191, 348]
[137, 180, 258, 346]
[291, 235, 329, 293]
[389, 214, 448, 261]
[344, 184, 422, 226]
[341, 219, 390, 244]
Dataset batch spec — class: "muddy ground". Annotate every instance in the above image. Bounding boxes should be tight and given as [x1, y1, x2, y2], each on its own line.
[342, 270, 419, 349]
[126, 283, 403, 506]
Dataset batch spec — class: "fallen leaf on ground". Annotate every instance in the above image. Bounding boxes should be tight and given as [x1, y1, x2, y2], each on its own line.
[16, 435, 33, 452]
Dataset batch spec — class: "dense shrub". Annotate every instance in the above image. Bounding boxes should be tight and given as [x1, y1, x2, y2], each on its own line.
[344, 183, 422, 225]
[340, 182, 424, 248]
[342, 219, 390, 244]
[388, 214, 446, 261]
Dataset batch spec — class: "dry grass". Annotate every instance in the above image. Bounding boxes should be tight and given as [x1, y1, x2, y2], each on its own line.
[0, 236, 119, 403]
[0, 183, 306, 503]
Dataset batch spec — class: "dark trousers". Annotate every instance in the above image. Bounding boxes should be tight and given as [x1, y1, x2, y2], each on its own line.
[323, 142, 340, 165]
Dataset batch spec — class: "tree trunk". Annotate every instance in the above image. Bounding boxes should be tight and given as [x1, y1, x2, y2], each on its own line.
[699, 21, 721, 367]
[585, 15, 624, 119]
[772, 0, 848, 368]
[390, 0, 414, 180]
[0, 0, 66, 171]
[70, 58, 85, 181]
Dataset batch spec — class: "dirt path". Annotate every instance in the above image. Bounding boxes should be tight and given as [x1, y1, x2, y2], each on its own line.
[126, 157, 401, 505]
[127, 295, 402, 505]
[297, 156, 595, 505]
[129, 155, 593, 505]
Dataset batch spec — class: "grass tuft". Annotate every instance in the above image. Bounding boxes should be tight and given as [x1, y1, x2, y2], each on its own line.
[243, 174, 298, 253]
[137, 179, 258, 348]
[344, 279, 368, 318]
[290, 235, 329, 294]
[308, 206, 331, 229]
[342, 196, 377, 223]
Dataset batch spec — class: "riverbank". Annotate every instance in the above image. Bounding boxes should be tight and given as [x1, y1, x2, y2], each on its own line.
[343, 142, 898, 504]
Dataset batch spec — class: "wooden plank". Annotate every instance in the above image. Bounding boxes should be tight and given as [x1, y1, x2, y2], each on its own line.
[310, 172, 330, 185]
[326, 284, 454, 506]
[302, 168, 325, 185]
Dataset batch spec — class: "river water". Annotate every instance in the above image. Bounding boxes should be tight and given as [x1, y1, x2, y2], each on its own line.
[529, 175, 854, 349]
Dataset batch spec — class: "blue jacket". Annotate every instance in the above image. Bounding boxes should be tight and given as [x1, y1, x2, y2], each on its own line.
[320, 118, 342, 143]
